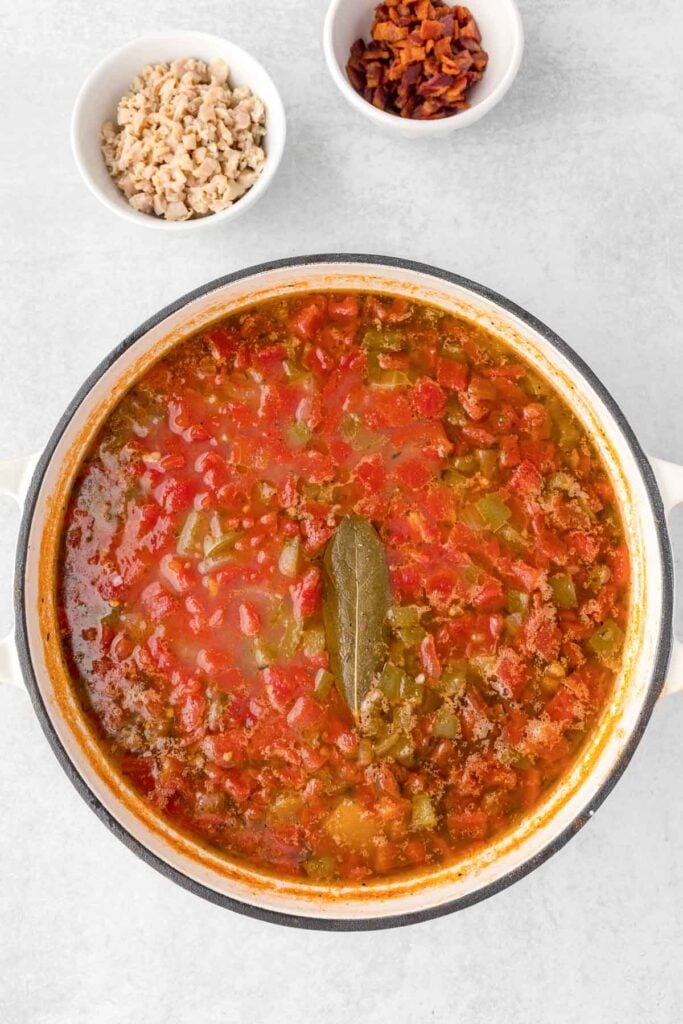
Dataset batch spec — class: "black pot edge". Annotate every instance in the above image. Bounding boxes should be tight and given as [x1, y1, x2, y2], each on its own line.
[13, 253, 674, 931]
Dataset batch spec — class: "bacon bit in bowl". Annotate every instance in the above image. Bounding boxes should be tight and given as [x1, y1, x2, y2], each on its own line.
[101, 57, 266, 222]
[346, 1, 488, 119]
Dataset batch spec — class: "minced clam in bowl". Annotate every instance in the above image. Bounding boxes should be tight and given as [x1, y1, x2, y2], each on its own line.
[71, 32, 287, 231]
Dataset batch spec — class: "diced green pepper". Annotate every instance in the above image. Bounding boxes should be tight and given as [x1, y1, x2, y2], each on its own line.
[389, 606, 425, 647]
[434, 706, 459, 738]
[506, 589, 529, 614]
[278, 535, 302, 578]
[476, 494, 511, 532]
[551, 573, 578, 609]
[378, 663, 403, 702]
[202, 531, 239, 568]
[411, 793, 437, 830]
[369, 369, 411, 388]
[587, 619, 624, 659]
[439, 660, 468, 697]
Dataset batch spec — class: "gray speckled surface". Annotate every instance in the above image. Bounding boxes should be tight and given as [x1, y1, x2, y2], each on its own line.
[1, 1, 682, 1021]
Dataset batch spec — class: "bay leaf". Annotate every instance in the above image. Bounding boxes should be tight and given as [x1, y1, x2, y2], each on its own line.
[323, 515, 391, 721]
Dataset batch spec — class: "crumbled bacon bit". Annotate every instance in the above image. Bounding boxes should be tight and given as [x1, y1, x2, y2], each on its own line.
[346, 1, 488, 120]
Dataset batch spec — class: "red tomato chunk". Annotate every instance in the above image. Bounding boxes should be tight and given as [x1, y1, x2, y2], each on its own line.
[59, 292, 629, 883]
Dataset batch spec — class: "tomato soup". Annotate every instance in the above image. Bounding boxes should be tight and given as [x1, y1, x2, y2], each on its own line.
[58, 292, 629, 882]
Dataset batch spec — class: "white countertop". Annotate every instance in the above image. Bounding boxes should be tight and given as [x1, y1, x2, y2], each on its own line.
[1, 1, 682, 1021]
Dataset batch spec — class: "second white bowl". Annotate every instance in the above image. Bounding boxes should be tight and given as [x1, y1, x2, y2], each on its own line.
[71, 32, 287, 231]
[324, 0, 524, 137]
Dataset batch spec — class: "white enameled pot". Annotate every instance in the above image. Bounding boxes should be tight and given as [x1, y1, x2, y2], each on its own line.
[1, 256, 681, 930]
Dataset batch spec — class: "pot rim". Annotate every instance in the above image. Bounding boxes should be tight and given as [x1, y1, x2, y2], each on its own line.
[14, 253, 674, 930]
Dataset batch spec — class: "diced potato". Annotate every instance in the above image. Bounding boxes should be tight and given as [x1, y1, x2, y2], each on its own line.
[411, 793, 437, 830]
[324, 799, 380, 850]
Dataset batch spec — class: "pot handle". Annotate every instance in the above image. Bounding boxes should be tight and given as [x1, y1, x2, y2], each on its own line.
[0, 453, 40, 690]
[650, 457, 683, 697]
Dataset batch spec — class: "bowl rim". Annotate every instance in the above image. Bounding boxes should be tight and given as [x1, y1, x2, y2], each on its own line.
[70, 30, 287, 232]
[322, 0, 525, 134]
[15, 254, 673, 930]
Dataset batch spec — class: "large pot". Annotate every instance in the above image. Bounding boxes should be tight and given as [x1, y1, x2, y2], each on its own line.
[2, 255, 681, 930]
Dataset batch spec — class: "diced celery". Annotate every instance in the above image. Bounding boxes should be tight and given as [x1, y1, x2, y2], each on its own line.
[453, 454, 478, 476]
[278, 536, 301, 579]
[286, 422, 311, 449]
[390, 605, 421, 629]
[374, 731, 402, 758]
[254, 480, 276, 504]
[340, 414, 360, 440]
[379, 663, 403, 702]
[283, 359, 312, 384]
[411, 793, 437, 830]
[498, 524, 526, 554]
[303, 626, 326, 657]
[548, 472, 574, 491]
[434, 706, 459, 738]
[358, 738, 374, 766]
[441, 339, 467, 359]
[442, 468, 468, 487]
[177, 510, 204, 555]
[392, 735, 415, 766]
[253, 637, 275, 669]
[362, 327, 405, 352]
[439, 660, 468, 697]
[313, 668, 334, 701]
[587, 619, 624, 659]
[524, 373, 547, 399]
[400, 676, 424, 703]
[421, 686, 442, 713]
[271, 792, 303, 822]
[551, 573, 578, 609]
[369, 369, 411, 388]
[281, 618, 303, 658]
[558, 421, 581, 450]
[540, 674, 561, 696]
[505, 612, 524, 637]
[476, 494, 511, 531]
[460, 504, 484, 532]
[303, 855, 338, 880]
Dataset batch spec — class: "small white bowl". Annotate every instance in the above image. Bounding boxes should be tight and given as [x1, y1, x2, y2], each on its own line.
[71, 32, 287, 231]
[323, 0, 523, 137]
